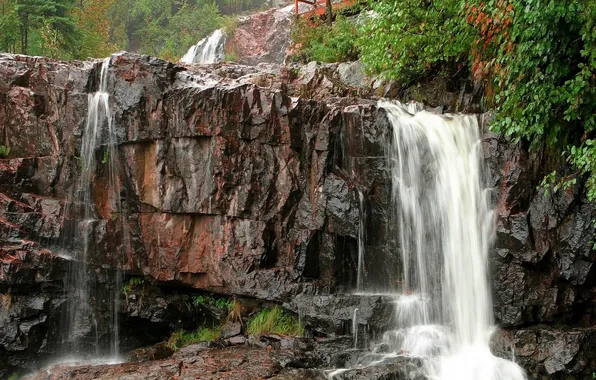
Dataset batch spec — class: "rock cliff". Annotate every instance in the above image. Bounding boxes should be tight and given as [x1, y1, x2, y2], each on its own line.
[0, 53, 594, 379]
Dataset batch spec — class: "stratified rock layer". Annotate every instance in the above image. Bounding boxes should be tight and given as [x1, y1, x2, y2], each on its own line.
[0, 53, 595, 379]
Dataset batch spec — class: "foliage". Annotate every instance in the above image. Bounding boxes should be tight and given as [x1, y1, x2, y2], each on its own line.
[127, 0, 222, 61]
[358, 0, 474, 83]
[16, 0, 79, 58]
[0, 145, 10, 158]
[166, 326, 221, 351]
[122, 277, 145, 297]
[8, 373, 19, 380]
[0, 0, 20, 53]
[192, 294, 232, 311]
[361, 0, 596, 201]
[101, 149, 109, 165]
[71, 0, 118, 58]
[246, 306, 304, 337]
[291, 16, 359, 63]
[0, 0, 256, 61]
[221, 15, 237, 35]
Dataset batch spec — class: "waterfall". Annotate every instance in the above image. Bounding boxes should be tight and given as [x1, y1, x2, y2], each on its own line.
[60, 57, 123, 362]
[180, 29, 226, 64]
[356, 190, 365, 292]
[353, 308, 359, 349]
[350, 101, 526, 379]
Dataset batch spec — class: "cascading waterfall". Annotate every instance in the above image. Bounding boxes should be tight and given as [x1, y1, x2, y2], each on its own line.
[180, 29, 226, 64]
[340, 101, 526, 380]
[61, 56, 123, 362]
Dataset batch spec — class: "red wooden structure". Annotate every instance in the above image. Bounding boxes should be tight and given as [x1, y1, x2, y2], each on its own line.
[294, 0, 359, 18]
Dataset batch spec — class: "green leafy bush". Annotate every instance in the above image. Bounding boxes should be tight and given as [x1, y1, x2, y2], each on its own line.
[246, 306, 304, 337]
[358, 0, 473, 83]
[360, 0, 596, 200]
[291, 16, 359, 63]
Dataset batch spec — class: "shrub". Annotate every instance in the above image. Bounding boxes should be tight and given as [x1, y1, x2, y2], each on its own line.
[246, 306, 304, 337]
[221, 15, 238, 35]
[291, 16, 359, 63]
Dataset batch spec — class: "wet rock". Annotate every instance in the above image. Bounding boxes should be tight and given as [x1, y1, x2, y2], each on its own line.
[493, 327, 596, 379]
[226, 335, 247, 345]
[286, 295, 395, 336]
[337, 62, 369, 89]
[127, 342, 174, 362]
[221, 322, 242, 339]
[226, 6, 294, 66]
[330, 356, 427, 380]
[173, 342, 211, 358]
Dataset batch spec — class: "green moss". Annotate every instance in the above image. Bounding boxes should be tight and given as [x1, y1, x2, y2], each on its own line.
[246, 306, 304, 337]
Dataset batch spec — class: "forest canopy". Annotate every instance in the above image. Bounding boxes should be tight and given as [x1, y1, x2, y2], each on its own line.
[0, 0, 265, 61]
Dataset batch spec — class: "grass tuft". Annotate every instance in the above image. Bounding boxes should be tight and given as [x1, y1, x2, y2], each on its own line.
[246, 306, 304, 337]
[166, 326, 222, 351]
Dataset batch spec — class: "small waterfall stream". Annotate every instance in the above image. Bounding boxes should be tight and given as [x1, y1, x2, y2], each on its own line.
[180, 29, 226, 64]
[60, 56, 123, 363]
[338, 101, 526, 379]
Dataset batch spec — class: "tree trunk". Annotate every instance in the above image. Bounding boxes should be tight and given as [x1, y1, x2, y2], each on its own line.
[325, 0, 332, 26]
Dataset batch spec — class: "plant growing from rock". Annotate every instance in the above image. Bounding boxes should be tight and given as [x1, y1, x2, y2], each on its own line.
[166, 326, 222, 351]
[0, 145, 10, 158]
[122, 277, 147, 306]
[246, 306, 304, 337]
[192, 294, 233, 311]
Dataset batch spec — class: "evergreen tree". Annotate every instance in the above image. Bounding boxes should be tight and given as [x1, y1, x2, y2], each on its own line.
[15, 0, 78, 56]
[0, 0, 20, 53]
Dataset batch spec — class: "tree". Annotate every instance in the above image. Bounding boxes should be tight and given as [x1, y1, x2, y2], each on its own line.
[14, 0, 78, 56]
[72, 0, 117, 58]
[0, 0, 19, 53]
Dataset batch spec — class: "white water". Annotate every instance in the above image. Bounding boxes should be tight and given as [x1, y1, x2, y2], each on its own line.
[339, 101, 526, 379]
[356, 190, 366, 292]
[353, 308, 359, 349]
[180, 29, 226, 64]
[61, 57, 123, 362]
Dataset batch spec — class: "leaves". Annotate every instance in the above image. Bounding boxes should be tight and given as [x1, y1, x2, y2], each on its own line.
[360, 0, 596, 201]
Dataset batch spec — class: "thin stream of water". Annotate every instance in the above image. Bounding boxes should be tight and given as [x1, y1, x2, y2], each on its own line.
[59, 57, 124, 364]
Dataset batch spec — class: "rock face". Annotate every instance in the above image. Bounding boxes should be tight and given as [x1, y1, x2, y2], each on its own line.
[0, 53, 594, 379]
[227, 6, 294, 65]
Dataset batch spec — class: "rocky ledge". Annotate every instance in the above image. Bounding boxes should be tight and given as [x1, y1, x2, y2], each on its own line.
[0, 53, 595, 379]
